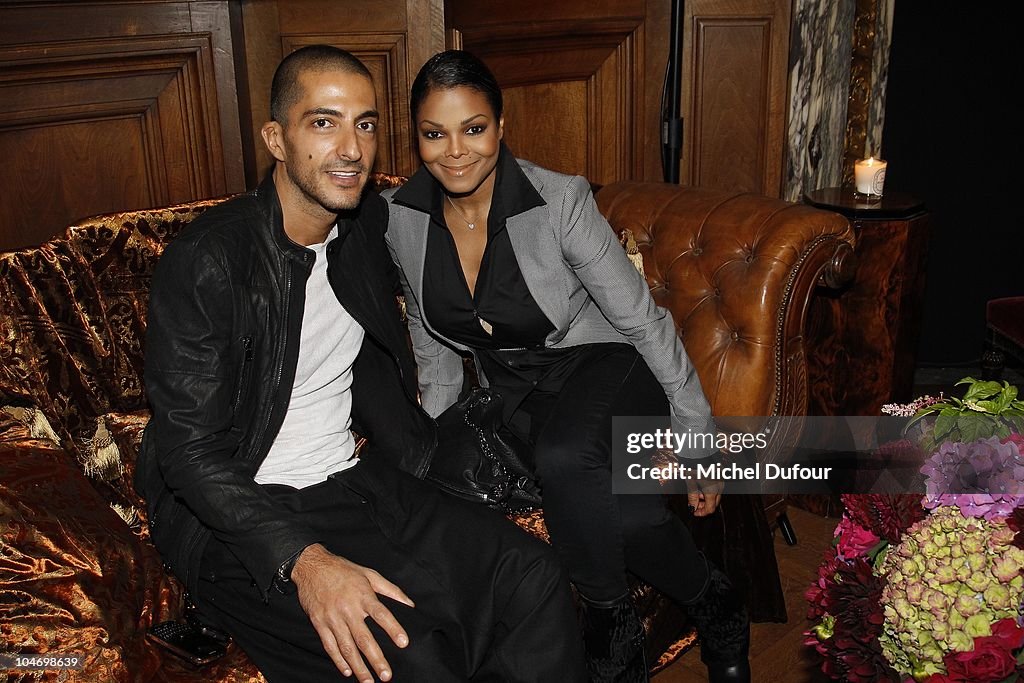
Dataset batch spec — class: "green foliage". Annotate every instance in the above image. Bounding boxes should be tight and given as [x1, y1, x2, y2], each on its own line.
[909, 377, 1024, 451]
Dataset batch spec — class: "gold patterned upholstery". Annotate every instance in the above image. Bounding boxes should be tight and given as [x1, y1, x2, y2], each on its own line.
[0, 174, 852, 680]
[0, 196, 264, 682]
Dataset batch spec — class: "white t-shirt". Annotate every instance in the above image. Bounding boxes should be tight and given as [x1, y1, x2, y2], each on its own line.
[256, 226, 364, 488]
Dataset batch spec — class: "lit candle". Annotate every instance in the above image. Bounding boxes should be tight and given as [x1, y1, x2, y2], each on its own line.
[854, 157, 888, 196]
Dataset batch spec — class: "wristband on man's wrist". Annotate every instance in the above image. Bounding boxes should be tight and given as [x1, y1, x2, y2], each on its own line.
[272, 546, 307, 593]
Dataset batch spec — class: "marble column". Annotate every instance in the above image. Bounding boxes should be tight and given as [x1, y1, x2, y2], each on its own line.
[784, 0, 894, 201]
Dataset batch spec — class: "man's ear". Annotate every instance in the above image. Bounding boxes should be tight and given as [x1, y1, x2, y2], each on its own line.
[261, 120, 287, 163]
[498, 115, 505, 141]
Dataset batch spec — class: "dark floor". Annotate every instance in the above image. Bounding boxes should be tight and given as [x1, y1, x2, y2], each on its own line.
[653, 506, 835, 683]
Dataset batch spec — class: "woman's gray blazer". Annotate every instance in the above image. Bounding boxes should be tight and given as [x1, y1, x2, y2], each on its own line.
[383, 158, 715, 440]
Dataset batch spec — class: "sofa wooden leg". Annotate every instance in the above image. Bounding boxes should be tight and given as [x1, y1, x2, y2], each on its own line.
[981, 335, 1005, 382]
[777, 512, 798, 546]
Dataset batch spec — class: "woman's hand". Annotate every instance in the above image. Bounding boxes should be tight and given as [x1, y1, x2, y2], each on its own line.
[291, 543, 415, 682]
[687, 478, 723, 516]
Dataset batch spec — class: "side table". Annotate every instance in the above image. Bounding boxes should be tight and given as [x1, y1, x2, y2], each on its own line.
[803, 188, 931, 416]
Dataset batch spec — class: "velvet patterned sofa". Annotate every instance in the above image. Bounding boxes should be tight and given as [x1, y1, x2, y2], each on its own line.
[0, 175, 853, 681]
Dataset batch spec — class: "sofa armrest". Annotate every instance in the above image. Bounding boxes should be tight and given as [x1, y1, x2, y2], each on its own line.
[595, 182, 855, 420]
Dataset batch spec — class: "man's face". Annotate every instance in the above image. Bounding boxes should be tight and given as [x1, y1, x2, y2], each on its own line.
[268, 69, 379, 215]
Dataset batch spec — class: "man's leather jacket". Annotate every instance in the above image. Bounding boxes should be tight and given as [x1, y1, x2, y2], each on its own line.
[135, 173, 436, 597]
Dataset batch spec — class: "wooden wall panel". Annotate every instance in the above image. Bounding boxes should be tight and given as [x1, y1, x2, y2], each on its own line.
[446, 0, 791, 191]
[681, 0, 791, 196]
[0, 120, 152, 243]
[0, 0, 245, 250]
[503, 82, 589, 175]
[690, 20, 770, 192]
[447, 4, 645, 185]
[238, 0, 444, 180]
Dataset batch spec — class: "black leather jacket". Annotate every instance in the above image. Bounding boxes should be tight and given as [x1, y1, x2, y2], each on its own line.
[135, 174, 436, 597]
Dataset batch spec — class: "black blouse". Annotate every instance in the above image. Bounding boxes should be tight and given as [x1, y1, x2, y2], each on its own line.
[391, 146, 554, 350]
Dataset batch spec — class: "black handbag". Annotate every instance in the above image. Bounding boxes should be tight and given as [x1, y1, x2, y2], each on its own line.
[427, 387, 542, 513]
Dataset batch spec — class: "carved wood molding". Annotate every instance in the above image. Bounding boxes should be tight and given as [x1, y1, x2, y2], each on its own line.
[456, 18, 643, 183]
[281, 33, 414, 175]
[843, 0, 877, 186]
[0, 33, 227, 213]
[457, 18, 642, 82]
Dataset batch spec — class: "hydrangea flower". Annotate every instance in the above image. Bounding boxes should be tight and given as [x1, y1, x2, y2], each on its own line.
[877, 506, 1024, 678]
[921, 436, 1024, 520]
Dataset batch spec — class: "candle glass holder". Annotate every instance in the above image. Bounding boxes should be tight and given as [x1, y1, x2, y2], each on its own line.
[854, 157, 887, 199]
[852, 189, 884, 204]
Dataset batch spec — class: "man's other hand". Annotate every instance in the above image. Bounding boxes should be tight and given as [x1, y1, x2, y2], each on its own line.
[291, 543, 415, 682]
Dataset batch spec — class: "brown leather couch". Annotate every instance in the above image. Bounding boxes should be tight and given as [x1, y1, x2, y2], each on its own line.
[0, 177, 853, 681]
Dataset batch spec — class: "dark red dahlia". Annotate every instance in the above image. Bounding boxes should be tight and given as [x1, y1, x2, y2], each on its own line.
[806, 547, 841, 620]
[805, 550, 902, 682]
[841, 493, 927, 544]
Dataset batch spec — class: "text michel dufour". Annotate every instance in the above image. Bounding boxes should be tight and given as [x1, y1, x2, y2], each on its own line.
[623, 428, 832, 482]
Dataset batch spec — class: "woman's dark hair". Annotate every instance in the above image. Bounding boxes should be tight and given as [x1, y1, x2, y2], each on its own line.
[410, 50, 503, 122]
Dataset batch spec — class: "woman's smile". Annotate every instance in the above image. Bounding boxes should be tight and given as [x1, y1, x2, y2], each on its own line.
[416, 86, 503, 199]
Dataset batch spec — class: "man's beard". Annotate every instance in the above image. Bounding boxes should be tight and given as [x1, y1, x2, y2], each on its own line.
[288, 162, 366, 213]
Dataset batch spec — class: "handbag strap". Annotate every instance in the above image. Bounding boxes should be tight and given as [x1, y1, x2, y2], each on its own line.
[463, 407, 511, 502]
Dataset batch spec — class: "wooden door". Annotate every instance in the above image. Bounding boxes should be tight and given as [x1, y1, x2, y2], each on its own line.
[680, 0, 791, 196]
[446, 0, 655, 186]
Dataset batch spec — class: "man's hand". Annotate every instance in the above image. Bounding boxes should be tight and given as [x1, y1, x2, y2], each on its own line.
[290, 543, 414, 682]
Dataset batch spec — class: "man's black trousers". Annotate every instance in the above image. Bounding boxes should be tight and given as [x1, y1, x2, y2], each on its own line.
[193, 457, 587, 682]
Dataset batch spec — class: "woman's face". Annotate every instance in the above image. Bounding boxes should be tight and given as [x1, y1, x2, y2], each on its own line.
[416, 86, 504, 197]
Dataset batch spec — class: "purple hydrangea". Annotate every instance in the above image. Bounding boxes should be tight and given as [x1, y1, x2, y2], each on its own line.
[921, 436, 1024, 520]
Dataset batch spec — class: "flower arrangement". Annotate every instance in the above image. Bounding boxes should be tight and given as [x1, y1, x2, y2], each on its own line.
[906, 378, 1024, 450]
[807, 378, 1024, 683]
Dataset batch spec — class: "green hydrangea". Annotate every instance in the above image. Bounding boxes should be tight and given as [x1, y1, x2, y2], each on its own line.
[877, 505, 1024, 679]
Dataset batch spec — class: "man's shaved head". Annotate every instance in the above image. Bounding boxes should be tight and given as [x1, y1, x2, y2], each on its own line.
[270, 45, 372, 125]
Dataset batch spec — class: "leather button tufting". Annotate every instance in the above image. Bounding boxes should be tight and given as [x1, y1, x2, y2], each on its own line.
[745, 253, 754, 263]
[731, 331, 739, 341]
[714, 287, 721, 296]
[693, 247, 703, 255]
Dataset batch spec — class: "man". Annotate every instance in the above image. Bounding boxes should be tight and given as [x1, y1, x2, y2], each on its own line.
[135, 45, 586, 683]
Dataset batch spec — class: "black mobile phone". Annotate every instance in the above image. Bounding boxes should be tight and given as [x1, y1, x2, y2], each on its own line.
[147, 620, 227, 666]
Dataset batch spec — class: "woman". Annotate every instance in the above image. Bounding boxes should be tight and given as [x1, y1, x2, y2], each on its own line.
[384, 50, 749, 683]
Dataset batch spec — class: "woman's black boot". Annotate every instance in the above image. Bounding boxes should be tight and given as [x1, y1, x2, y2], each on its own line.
[578, 593, 649, 683]
[684, 563, 751, 683]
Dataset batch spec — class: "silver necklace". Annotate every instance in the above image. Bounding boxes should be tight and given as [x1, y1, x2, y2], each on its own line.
[446, 195, 478, 230]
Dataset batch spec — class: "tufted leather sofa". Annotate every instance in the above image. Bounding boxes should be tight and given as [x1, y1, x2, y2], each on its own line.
[0, 176, 853, 681]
